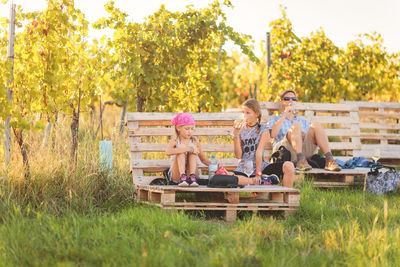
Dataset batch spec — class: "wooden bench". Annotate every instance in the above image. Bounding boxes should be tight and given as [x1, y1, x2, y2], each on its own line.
[260, 101, 369, 187]
[128, 102, 398, 190]
[127, 112, 300, 220]
[341, 101, 400, 165]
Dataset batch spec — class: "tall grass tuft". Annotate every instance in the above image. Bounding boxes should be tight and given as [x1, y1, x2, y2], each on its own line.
[0, 109, 133, 216]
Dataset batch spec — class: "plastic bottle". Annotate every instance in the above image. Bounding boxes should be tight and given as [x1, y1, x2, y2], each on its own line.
[208, 155, 218, 183]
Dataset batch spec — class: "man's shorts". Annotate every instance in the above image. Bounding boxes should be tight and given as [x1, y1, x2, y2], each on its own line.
[273, 134, 317, 162]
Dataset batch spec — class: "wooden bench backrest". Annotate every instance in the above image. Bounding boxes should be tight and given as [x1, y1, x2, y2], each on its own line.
[127, 112, 250, 185]
[259, 102, 361, 159]
[341, 101, 400, 161]
[127, 103, 364, 184]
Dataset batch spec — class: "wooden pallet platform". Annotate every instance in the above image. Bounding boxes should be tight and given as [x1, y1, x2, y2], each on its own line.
[296, 167, 370, 188]
[135, 185, 300, 221]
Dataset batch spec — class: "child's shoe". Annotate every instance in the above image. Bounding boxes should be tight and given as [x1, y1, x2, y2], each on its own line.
[178, 174, 189, 187]
[261, 174, 280, 185]
[188, 173, 199, 187]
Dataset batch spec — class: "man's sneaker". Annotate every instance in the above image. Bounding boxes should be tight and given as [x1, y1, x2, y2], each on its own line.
[261, 174, 280, 185]
[325, 158, 341, 171]
[188, 173, 199, 187]
[296, 158, 312, 171]
[178, 174, 189, 187]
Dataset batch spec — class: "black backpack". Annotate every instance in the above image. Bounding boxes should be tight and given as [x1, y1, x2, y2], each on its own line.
[270, 146, 291, 163]
[207, 175, 244, 188]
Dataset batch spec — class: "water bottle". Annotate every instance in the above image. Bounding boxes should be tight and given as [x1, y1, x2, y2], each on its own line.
[208, 155, 218, 183]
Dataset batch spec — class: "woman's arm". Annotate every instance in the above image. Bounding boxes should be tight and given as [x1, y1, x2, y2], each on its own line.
[165, 139, 190, 156]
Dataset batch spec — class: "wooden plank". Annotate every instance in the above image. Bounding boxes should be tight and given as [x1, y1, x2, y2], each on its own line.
[137, 184, 299, 193]
[359, 123, 400, 130]
[130, 121, 143, 184]
[159, 202, 299, 208]
[128, 112, 243, 121]
[313, 181, 363, 188]
[224, 192, 239, 204]
[261, 102, 358, 112]
[129, 126, 362, 138]
[130, 142, 235, 152]
[309, 116, 359, 124]
[136, 121, 235, 127]
[328, 142, 361, 150]
[359, 146, 400, 158]
[342, 175, 355, 183]
[324, 129, 359, 137]
[133, 176, 163, 185]
[284, 192, 300, 204]
[225, 210, 237, 221]
[160, 191, 175, 204]
[159, 205, 298, 211]
[360, 133, 400, 140]
[295, 168, 369, 175]
[342, 101, 400, 109]
[131, 158, 239, 170]
[129, 127, 235, 137]
[360, 144, 400, 149]
[359, 111, 400, 119]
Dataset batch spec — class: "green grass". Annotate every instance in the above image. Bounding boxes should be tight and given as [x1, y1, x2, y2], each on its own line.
[1, 183, 400, 266]
[1, 109, 400, 266]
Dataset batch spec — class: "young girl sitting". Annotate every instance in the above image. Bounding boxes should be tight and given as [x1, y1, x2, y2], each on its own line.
[165, 113, 210, 187]
[232, 99, 296, 188]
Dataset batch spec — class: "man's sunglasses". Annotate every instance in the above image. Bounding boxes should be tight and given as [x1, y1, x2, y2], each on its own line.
[282, 97, 297, 101]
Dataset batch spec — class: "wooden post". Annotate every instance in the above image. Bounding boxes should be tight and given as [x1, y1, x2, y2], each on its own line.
[119, 101, 127, 135]
[4, 2, 16, 168]
[266, 32, 271, 91]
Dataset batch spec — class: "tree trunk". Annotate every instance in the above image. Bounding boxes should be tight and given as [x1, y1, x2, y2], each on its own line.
[13, 128, 30, 178]
[93, 100, 116, 140]
[119, 101, 127, 135]
[51, 112, 58, 150]
[70, 90, 81, 170]
[70, 108, 79, 169]
[89, 104, 96, 133]
[137, 96, 144, 112]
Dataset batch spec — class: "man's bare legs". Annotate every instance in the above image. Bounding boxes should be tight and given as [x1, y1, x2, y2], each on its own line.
[286, 122, 303, 154]
[307, 122, 341, 171]
[286, 122, 311, 170]
[306, 122, 330, 154]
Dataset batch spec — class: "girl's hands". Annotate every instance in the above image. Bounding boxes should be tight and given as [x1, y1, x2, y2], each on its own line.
[254, 175, 262, 185]
[189, 143, 199, 154]
[233, 119, 245, 137]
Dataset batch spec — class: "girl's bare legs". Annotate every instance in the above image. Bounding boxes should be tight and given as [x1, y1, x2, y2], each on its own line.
[186, 153, 198, 175]
[170, 153, 187, 182]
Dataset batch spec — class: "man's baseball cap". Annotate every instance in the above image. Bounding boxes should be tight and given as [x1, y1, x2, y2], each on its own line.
[280, 89, 296, 99]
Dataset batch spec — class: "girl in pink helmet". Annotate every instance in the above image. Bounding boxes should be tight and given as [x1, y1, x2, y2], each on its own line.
[165, 113, 210, 187]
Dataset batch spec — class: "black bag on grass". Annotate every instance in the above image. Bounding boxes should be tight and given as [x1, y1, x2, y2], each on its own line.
[207, 175, 244, 188]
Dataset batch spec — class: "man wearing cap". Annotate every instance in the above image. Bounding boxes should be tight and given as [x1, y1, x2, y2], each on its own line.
[266, 90, 341, 171]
